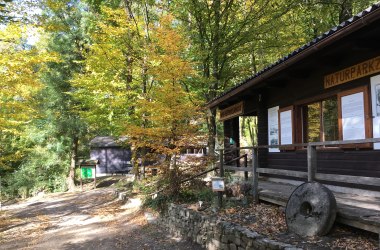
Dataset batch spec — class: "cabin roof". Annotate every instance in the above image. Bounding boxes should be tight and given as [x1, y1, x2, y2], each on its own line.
[207, 2, 380, 109]
[89, 136, 128, 148]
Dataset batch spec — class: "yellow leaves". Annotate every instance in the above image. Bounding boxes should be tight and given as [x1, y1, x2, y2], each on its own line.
[154, 15, 185, 55]
[126, 79, 204, 159]
[0, 23, 57, 133]
[70, 6, 147, 133]
[124, 15, 203, 156]
[148, 15, 194, 83]
[45, 0, 68, 12]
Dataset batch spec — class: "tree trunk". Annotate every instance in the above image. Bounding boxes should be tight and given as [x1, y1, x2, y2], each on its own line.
[67, 136, 78, 192]
[207, 108, 217, 157]
[131, 149, 140, 180]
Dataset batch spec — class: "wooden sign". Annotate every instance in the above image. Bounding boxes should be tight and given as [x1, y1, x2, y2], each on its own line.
[324, 56, 380, 89]
[219, 101, 244, 121]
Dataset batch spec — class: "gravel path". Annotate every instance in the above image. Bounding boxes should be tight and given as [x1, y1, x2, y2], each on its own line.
[0, 188, 203, 250]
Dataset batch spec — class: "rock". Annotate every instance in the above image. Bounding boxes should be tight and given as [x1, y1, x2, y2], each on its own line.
[156, 203, 299, 250]
[229, 243, 237, 250]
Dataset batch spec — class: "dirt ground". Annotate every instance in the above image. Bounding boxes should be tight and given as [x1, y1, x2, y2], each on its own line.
[0, 188, 203, 250]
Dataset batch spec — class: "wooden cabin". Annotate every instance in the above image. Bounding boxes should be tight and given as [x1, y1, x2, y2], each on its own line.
[207, 3, 380, 192]
[89, 136, 132, 174]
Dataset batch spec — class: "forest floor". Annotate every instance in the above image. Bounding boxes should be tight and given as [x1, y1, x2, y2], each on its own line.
[189, 201, 379, 250]
[0, 183, 202, 250]
[1, 176, 379, 250]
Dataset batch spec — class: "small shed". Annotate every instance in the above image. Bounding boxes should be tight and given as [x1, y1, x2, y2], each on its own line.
[90, 136, 132, 174]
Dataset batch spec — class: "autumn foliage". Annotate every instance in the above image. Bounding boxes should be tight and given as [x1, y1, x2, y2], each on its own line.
[125, 15, 205, 197]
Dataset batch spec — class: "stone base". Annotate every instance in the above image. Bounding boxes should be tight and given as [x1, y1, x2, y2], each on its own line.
[158, 203, 301, 250]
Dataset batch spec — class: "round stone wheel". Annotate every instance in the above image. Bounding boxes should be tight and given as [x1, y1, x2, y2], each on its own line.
[285, 182, 337, 237]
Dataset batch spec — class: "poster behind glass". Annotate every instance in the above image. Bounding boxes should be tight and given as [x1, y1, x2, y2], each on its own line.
[268, 106, 280, 152]
[341, 92, 365, 140]
[280, 110, 293, 145]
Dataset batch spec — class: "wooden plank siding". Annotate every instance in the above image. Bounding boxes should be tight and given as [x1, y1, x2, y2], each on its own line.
[266, 151, 380, 190]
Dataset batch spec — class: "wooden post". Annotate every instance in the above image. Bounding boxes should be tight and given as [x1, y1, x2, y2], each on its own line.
[307, 145, 317, 182]
[80, 165, 83, 192]
[253, 148, 259, 204]
[94, 166, 97, 189]
[218, 149, 224, 208]
[244, 154, 248, 180]
[0, 176, 2, 211]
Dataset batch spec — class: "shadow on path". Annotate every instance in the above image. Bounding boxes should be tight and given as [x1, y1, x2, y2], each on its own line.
[0, 188, 204, 250]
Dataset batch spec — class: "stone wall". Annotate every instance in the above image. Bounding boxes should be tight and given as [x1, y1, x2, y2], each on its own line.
[159, 203, 300, 250]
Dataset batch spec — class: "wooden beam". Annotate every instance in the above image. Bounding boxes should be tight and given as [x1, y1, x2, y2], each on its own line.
[218, 149, 224, 208]
[336, 217, 380, 234]
[216, 137, 380, 150]
[257, 168, 308, 179]
[307, 145, 317, 182]
[224, 166, 254, 172]
[316, 173, 380, 187]
[253, 148, 259, 203]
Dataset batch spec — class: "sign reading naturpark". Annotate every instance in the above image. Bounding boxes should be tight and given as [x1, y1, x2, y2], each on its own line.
[324, 56, 380, 89]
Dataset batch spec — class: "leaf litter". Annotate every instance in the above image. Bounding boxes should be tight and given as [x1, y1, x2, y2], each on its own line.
[189, 202, 378, 249]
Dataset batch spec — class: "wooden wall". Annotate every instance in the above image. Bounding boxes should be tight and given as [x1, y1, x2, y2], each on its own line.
[266, 151, 380, 190]
[90, 147, 132, 174]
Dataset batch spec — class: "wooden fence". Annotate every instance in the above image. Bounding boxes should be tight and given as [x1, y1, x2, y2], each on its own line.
[217, 137, 380, 203]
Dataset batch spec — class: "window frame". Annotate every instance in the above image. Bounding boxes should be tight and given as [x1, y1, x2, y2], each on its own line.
[301, 97, 339, 144]
[337, 85, 372, 148]
[278, 105, 295, 150]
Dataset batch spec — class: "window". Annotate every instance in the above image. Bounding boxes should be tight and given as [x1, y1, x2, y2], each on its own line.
[337, 86, 372, 148]
[279, 106, 295, 150]
[303, 97, 339, 143]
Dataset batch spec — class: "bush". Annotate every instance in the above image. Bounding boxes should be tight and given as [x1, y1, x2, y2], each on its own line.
[133, 177, 160, 194]
[197, 188, 215, 202]
[114, 178, 133, 191]
[143, 193, 171, 213]
[2, 145, 69, 199]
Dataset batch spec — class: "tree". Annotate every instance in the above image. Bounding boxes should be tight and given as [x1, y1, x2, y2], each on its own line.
[125, 15, 205, 196]
[0, 23, 57, 172]
[72, 4, 145, 136]
[172, 0, 302, 153]
[0, 0, 13, 22]
[40, 0, 90, 191]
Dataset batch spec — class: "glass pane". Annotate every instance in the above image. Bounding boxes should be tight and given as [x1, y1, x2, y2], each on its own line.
[306, 102, 321, 142]
[322, 97, 339, 141]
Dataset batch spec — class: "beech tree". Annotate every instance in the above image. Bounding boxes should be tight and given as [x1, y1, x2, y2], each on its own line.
[71, 5, 142, 135]
[171, 0, 303, 154]
[0, 23, 57, 171]
[125, 15, 204, 195]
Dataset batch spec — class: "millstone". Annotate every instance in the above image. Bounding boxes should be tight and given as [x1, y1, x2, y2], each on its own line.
[285, 182, 337, 237]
